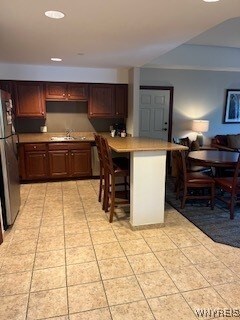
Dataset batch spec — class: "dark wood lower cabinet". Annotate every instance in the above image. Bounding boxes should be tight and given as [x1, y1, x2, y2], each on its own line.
[48, 150, 69, 178]
[70, 149, 91, 177]
[25, 151, 48, 180]
[19, 142, 92, 181]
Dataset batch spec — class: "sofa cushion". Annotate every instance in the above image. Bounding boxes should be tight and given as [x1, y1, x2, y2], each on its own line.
[190, 140, 200, 151]
[227, 134, 240, 149]
[215, 135, 228, 146]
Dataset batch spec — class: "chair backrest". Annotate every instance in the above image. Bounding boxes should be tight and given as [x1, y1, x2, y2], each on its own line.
[178, 150, 188, 182]
[100, 136, 114, 175]
[94, 133, 103, 166]
[179, 137, 190, 148]
[231, 153, 240, 192]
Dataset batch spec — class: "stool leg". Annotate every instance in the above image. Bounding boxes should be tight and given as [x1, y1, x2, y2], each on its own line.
[98, 167, 103, 203]
[104, 173, 109, 212]
[109, 176, 115, 223]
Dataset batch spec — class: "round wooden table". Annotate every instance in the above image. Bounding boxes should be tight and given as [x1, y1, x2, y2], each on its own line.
[188, 150, 239, 168]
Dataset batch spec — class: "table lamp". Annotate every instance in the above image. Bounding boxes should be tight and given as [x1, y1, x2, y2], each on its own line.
[192, 120, 209, 147]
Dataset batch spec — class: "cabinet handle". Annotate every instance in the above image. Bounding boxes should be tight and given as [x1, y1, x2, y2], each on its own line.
[66, 153, 68, 156]
[33, 146, 36, 149]
[116, 112, 119, 115]
[41, 112, 44, 115]
[71, 153, 73, 156]
[68, 94, 70, 97]
[63, 93, 65, 97]
[43, 154, 46, 157]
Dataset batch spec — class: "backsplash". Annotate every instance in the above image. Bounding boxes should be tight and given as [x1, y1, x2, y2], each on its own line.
[15, 101, 124, 133]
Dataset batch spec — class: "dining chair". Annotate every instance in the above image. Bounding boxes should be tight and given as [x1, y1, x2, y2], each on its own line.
[173, 137, 212, 192]
[99, 135, 130, 222]
[214, 153, 240, 219]
[176, 150, 215, 209]
[94, 133, 130, 212]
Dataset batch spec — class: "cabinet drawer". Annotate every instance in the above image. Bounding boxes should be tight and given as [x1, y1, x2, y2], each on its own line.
[48, 143, 69, 151]
[24, 143, 47, 151]
[68, 142, 91, 150]
[48, 142, 91, 151]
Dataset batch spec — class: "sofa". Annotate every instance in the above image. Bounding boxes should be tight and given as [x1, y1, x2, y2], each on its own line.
[211, 134, 240, 152]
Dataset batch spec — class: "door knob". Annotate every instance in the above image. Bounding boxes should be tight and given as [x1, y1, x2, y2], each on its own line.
[162, 128, 167, 131]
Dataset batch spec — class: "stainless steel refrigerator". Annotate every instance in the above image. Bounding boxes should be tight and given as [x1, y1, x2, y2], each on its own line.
[0, 90, 20, 228]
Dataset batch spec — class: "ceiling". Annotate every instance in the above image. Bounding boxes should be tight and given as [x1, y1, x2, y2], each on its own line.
[0, 0, 240, 69]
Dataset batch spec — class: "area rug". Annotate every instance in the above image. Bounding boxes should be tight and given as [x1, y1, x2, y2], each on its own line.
[165, 177, 240, 248]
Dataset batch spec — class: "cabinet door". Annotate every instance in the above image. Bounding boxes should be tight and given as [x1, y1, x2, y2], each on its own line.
[14, 82, 45, 118]
[89, 84, 115, 118]
[67, 83, 88, 100]
[45, 83, 67, 100]
[115, 84, 128, 118]
[25, 151, 48, 180]
[48, 150, 69, 178]
[70, 149, 91, 177]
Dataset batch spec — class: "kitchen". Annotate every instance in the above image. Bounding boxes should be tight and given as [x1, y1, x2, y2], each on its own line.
[0, 80, 128, 228]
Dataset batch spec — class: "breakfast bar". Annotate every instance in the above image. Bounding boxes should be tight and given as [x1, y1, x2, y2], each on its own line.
[107, 137, 187, 227]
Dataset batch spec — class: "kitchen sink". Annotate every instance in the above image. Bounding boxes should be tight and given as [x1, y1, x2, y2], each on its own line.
[50, 136, 75, 141]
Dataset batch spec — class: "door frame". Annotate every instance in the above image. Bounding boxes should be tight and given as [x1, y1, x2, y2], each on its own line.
[140, 86, 174, 142]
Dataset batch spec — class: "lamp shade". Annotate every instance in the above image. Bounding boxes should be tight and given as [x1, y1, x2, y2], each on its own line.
[192, 120, 209, 133]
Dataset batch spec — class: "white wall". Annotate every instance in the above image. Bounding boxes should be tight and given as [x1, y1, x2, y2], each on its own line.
[126, 68, 140, 137]
[0, 63, 129, 83]
[140, 68, 240, 145]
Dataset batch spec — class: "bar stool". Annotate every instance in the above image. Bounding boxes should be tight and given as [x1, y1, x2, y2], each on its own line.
[100, 135, 130, 222]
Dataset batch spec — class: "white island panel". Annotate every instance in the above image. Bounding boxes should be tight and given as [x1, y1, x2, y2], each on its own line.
[130, 150, 166, 227]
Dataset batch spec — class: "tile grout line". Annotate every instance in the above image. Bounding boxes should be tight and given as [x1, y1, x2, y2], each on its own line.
[25, 182, 47, 320]
[76, 180, 114, 320]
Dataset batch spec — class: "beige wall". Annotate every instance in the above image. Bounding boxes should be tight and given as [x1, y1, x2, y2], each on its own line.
[140, 68, 240, 145]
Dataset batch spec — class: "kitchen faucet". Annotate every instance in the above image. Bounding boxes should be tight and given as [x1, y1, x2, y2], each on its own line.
[66, 129, 73, 137]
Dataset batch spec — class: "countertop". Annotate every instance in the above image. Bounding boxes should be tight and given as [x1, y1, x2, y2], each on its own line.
[18, 132, 187, 152]
[18, 132, 95, 143]
[106, 136, 188, 152]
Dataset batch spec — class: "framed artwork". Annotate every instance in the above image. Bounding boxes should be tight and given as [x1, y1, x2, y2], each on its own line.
[224, 89, 240, 123]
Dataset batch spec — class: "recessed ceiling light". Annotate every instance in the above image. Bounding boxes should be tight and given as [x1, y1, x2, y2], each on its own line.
[51, 58, 62, 62]
[45, 10, 65, 19]
[77, 53, 84, 56]
[203, 0, 219, 2]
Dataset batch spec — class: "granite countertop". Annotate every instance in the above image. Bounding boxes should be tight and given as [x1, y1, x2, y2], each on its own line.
[18, 132, 187, 152]
[18, 132, 96, 143]
[103, 135, 188, 152]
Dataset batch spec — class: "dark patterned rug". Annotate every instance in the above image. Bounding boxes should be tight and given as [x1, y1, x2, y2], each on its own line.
[165, 177, 240, 248]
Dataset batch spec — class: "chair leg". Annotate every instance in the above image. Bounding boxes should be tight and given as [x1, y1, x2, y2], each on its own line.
[229, 194, 235, 219]
[104, 174, 109, 212]
[98, 170, 103, 203]
[109, 177, 115, 223]
[181, 188, 187, 209]
[124, 176, 128, 199]
[211, 185, 214, 210]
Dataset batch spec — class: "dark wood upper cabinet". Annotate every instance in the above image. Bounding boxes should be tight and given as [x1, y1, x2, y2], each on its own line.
[89, 84, 115, 118]
[115, 84, 128, 118]
[88, 83, 128, 118]
[45, 82, 88, 101]
[0, 81, 13, 95]
[14, 81, 45, 118]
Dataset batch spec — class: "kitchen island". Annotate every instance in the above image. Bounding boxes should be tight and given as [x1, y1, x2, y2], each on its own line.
[106, 136, 187, 227]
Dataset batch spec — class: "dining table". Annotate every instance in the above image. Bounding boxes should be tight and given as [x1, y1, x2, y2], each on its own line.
[188, 150, 240, 168]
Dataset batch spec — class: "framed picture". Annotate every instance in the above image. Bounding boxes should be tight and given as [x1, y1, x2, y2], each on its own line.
[224, 89, 240, 123]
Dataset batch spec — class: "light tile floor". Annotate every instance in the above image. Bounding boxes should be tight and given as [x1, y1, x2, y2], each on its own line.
[0, 180, 240, 319]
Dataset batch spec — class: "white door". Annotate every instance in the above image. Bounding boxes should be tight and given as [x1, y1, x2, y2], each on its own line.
[139, 90, 170, 140]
